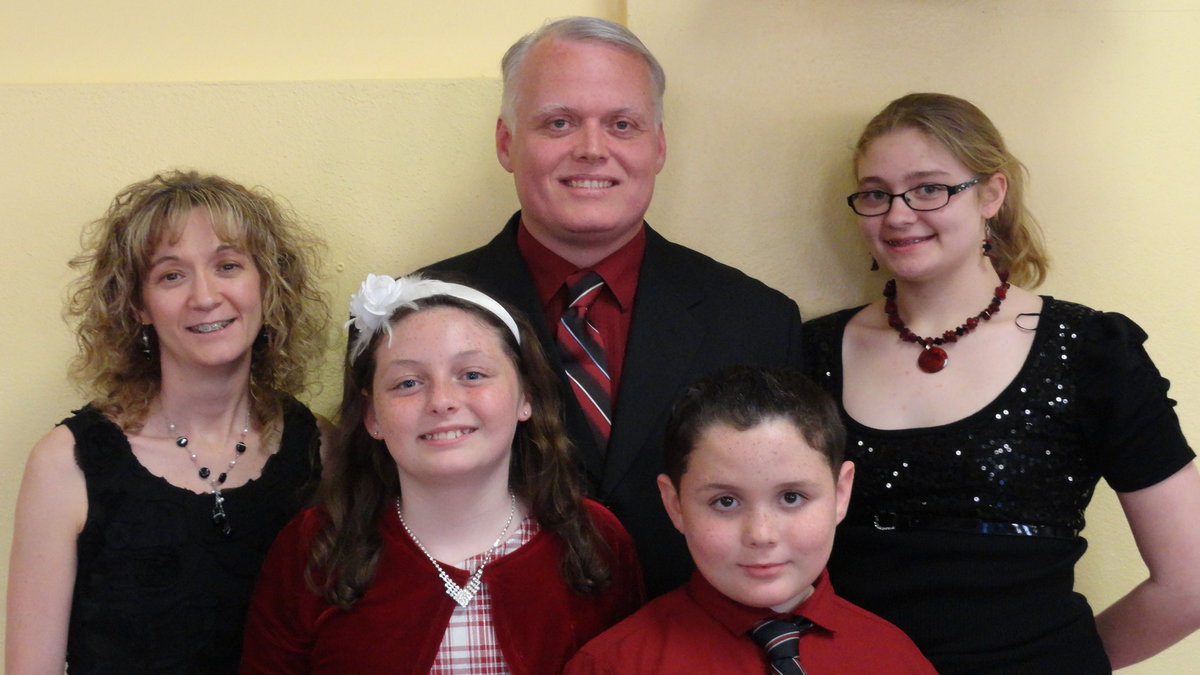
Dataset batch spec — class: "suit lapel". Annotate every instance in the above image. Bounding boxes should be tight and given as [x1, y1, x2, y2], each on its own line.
[474, 217, 608, 486]
[603, 227, 704, 495]
[473, 216, 546, 329]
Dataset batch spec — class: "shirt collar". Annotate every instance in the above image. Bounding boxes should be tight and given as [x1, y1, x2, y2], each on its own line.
[685, 568, 840, 638]
[517, 218, 645, 312]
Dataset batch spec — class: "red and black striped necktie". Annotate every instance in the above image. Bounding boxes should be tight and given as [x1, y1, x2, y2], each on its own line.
[556, 270, 613, 447]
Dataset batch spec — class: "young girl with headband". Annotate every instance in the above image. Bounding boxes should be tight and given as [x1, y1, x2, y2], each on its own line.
[241, 274, 643, 673]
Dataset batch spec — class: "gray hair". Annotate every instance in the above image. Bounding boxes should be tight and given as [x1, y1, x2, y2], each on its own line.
[499, 16, 666, 125]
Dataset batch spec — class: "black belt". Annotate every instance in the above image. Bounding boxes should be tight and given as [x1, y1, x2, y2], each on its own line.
[868, 512, 1079, 540]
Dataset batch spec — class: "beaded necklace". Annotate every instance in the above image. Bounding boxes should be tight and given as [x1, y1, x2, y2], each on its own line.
[166, 409, 250, 535]
[883, 272, 1011, 374]
[395, 493, 516, 607]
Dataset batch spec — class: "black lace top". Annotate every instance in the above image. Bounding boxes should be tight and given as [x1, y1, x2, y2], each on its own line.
[803, 297, 1193, 674]
[63, 399, 320, 674]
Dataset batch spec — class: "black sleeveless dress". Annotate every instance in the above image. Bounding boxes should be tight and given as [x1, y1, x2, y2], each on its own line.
[63, 398, 321, 674]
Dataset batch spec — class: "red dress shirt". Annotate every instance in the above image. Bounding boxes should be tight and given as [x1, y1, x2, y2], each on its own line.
[563, 568, 936, 674]
[240, 500, 643, 674]
[517, 222, 644, 402]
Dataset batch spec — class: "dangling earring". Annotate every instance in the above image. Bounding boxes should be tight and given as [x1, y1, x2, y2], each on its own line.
[140, 326, 154, 360]
[982, 225, 995, 258]
[870, 256, 879, 271]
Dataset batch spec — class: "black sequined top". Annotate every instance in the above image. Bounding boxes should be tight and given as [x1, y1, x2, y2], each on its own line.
[804, 297, 1193, 674]
[64, 399, 321, 674]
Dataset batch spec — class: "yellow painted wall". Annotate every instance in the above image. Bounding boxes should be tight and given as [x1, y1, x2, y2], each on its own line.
[2, 1, 1196, 671]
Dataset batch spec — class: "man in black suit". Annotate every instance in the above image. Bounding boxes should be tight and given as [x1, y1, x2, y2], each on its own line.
[425, 16, 803, 597]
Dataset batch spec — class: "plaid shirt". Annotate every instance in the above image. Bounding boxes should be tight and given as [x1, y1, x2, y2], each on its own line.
[429, 516, 541, 674]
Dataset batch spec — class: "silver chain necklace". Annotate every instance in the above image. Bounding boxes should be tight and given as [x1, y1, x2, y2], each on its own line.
[395, 492, 517, 607]
[166, 409, 250, 536]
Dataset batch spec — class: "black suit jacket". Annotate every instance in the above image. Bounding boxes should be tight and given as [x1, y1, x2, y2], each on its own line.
[424, 212, 805, 596]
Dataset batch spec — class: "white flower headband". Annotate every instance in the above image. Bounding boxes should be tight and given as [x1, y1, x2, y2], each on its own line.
[346, 274, 521, 362]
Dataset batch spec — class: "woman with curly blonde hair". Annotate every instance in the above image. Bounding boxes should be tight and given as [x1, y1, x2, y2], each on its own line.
[6, 170, 331, 673]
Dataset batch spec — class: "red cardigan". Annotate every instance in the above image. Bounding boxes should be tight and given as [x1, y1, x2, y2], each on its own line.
[241, 499, 644, 674]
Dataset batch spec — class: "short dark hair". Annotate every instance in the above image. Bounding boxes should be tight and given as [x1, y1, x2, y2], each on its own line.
[663, 365, 846, 486]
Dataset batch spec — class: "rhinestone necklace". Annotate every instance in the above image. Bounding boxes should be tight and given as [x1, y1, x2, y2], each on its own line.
[166, 409, 250, 536]
[883, 271, 1010, 374]
[395, 492, 516, 607]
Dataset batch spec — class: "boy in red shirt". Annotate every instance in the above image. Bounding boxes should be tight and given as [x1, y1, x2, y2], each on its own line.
[565, 366, 935, 673]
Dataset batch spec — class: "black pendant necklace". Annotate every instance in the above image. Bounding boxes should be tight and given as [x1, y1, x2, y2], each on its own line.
[166, 410, 250, 535]
[883, 272, 1010, 374]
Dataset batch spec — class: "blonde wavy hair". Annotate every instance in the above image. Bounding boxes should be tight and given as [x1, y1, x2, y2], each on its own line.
[66, 170, 331, 430]
[854, 93, 1050, 288]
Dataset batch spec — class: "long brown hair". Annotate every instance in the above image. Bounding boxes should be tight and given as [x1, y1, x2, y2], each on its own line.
[855, 93, 1050, 287]
[310, 293, 613, 610]
[66, 170, 330, 429]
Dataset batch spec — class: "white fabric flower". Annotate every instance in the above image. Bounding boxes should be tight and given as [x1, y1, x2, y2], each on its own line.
[350, 274, 404, 333]
[346, 274, 411, 360]
[345, 273, 521, 363]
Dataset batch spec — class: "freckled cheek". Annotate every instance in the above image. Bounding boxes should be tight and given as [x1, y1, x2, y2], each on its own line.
[685, 519, 742, 561]
[377, 403, 424, 437]
[784, 519, 837, 555]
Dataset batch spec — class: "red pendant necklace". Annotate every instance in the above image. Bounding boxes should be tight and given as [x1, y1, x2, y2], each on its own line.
[883, 272, 1010, 374]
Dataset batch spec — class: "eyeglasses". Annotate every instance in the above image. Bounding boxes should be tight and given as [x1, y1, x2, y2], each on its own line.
[846, 177, 982, 217]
